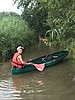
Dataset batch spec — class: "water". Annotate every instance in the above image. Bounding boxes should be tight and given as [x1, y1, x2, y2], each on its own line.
[0, 46, 75, 100]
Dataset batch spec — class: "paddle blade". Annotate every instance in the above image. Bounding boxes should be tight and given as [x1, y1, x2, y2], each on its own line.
[32, 63, 45, 71]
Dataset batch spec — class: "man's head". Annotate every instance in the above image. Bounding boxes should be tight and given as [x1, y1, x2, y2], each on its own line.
[17, 46, 24, 54]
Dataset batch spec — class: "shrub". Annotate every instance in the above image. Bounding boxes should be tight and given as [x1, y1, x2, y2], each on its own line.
[0, 13, 36, 61]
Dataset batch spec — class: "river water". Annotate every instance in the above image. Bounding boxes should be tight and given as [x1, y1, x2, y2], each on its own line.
[0, 45, 75, 100]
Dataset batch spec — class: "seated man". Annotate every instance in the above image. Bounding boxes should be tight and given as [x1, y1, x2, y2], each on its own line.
[11, 46, 30, 69]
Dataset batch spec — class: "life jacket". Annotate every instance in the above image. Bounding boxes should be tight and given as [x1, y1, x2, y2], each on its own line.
[12, 52, 23, 69]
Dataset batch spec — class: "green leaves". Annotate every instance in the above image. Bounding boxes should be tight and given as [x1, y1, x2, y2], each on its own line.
[13, 0, 75, 57]
[0, 12, 36, 61]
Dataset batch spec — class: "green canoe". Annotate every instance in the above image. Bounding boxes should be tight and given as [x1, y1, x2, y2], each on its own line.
[11, 51, 69, 75]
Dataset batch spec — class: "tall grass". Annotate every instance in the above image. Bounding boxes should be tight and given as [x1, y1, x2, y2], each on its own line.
[0, 14, 36, 61]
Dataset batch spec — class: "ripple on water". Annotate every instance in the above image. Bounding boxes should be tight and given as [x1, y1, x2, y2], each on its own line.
[0, 79, 22, 100]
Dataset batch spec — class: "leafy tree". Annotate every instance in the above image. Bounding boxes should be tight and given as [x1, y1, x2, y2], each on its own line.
[45, 0, 75, 46]
[13, 0, 49, 35]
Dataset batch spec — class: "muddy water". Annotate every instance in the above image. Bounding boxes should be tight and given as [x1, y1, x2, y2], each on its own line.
[0, 46, 75, 100]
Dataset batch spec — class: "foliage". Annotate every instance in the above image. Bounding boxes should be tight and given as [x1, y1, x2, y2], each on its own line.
[0, 11, 20, 19]
[65, 38, 75, 58]
[0, 12, 36, 61]
[13, 0, 49, 34]
[13, 0, 75, 58]
[45, 0, 75, 46]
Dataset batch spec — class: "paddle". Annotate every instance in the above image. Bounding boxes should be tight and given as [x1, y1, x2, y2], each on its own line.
[31, 63, 45, 71]
[28, 61, 45, 71]
[42, 54, 53, 62]
[27, 57, 46, 71]
[42, 54, 58, 62]
[42, 54, 50, 61]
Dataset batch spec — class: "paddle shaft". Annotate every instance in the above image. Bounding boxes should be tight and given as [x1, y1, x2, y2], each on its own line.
[42, 54, 52, 61]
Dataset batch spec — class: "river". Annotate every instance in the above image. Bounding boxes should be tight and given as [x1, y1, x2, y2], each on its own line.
[0, 45, 75, 100]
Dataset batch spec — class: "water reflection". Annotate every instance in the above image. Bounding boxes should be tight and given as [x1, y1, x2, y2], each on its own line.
[12, 75, 45, 100]
[35, 80, 44, 86]
[0, 78, 22, 100]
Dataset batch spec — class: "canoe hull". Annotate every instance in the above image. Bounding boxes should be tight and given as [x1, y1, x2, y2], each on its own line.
[11, 51, 69, 75]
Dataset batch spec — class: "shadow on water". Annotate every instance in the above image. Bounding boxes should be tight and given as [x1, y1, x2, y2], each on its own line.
[0, 46, 75, 100]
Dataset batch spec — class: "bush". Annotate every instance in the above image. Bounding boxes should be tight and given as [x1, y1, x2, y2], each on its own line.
[0, 12, 36, 61]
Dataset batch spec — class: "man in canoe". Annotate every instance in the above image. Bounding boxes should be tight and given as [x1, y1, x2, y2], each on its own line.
[11, 46, 31, 69]
[11, 46, 45, 71]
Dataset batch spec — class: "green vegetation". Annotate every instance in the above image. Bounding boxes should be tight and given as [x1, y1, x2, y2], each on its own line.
[0, 12, 37, 61]
[13, 0, 75, 58]
[0, 0, 75, 61]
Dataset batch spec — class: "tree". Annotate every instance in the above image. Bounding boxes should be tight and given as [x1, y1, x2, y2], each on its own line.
[13, 0, 49, 35]
[45, 0, 75, 46]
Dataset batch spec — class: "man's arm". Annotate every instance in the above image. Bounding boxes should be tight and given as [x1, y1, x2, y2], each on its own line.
[17, 55, 27, 64]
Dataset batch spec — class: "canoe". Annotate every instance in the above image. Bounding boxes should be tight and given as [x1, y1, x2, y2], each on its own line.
[11, 51, 69, 75]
